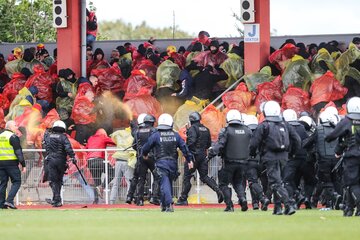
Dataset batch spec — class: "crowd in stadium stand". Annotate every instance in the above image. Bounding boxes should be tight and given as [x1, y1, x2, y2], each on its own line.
[1, 30, 360, 208]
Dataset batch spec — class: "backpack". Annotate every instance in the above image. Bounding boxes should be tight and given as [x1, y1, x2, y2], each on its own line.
[264, 121, 290, 152]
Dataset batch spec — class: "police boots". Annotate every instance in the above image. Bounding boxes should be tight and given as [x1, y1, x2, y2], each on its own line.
[238, 199, 248, 212]
[150, 197, 160, 206]
[284, 204, 296, 215]
[224, 203, 234, 212]
[175, 197, 188, 206]
[272, 204, 283, 215]
[260, 198, 270, 211]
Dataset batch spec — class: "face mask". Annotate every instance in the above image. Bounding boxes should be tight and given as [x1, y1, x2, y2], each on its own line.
[211, 49, 218, 54]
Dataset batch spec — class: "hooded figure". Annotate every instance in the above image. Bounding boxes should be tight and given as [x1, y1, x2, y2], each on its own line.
[17, 48, 42, 74]
[87, 48, 110, 77]
[56, 68, 78, 113]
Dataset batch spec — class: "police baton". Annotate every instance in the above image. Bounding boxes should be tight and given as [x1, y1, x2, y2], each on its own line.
[73, 161, 88, 186]
[122, 143, 136, 152]
[332, 154, 344, 173]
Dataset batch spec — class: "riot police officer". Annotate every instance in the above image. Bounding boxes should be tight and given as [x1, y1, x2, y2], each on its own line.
[325, 97, 360, 216]
[249, 101, 301, 215]
[43, 120, 76, 207]
[208, 110, 251, 212]
[244, 115, 270, 211]
[303, 110, 342, 209]
[126, 114, 160, 206]
[142, 113, 193, 212]
[176, 112, 223, 206]
[282, 109, 313, 209]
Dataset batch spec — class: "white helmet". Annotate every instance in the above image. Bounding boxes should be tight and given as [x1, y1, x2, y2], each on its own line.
[347, 97, 360, 120]
[263, 101, 281, 121]
[283, 109, 297, 122]
[244, 115, 258, 130]
[299, 116, 313, 128]
[157, 113, 173, 130]
[52, 120, 66, 130]
[319, 111, 332, 124]
[259, 102, 266, 113]
[324, 106, 338, 116]
[137, 113, 147, 125]
[226, 109, 242, 124]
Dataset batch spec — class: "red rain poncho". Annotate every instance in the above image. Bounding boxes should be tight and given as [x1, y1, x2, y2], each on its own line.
[2, 73, 27, 103]
[222, 82, 254, 113]
[310, 71, 348, 106]
[201, 105, 226, 142]
[254, 76, 283, 112]
[281, 87, 311, 115]
[24, 65, 54, 103]
[91, 65, 124, 95]
[71, 96, 96, 125]
[123, 70, 156, 100]
[125, 95, 162, 119]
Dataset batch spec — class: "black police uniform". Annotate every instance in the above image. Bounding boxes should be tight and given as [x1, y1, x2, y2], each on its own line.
[282, 121, 315, 208]
[126, 123, 160, 205]
[305, 122, 342, 208]
[177, 121, 223, 204]
[246, 126, 270, 211]
[43, 127, 75, 207]
[209, 121, 252, 211]
[0, 129, 25, 209]
[142, 126, 193, 212]
[325, 116, 360, 216]
[249, 118, 301, 215]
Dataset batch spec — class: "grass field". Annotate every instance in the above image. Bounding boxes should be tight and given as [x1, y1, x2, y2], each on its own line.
[0, 208, 359, 240]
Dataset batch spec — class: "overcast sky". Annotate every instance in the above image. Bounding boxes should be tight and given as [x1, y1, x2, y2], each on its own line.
[90, 0, 360, 37]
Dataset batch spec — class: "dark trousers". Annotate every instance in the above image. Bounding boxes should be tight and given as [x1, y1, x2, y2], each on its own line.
[246, 160, 266, 203]
[283, 159, 316, 199]
[180, 156, 220, 200]
[264, 159, 292, 206]
[127, 157, 160, 200]
[218, 162, 247, 207]
[343, 157, 360, 207]
[158, 167, 174, 207]
[0, 166, 21, 207]
[47, 159, 66, 203]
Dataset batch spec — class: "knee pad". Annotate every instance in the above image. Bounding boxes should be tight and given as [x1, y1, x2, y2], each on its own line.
[349, 185, 360, 204]
[270, 183, 281, 192]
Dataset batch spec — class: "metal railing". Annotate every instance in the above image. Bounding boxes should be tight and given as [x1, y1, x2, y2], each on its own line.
[14, 148, 226, 206]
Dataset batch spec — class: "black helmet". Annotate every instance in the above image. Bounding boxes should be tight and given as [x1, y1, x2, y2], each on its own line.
[144, 114, 156, 124]
[189, 112, 201, 123]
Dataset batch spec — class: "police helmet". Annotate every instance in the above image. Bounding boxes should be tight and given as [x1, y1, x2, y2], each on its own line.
[319, 111, 332, 124]
[137, 113, 147, 125]
[244, 115, 258, 130]
[157, 113, 173, 130]
[144, 114, 156, 124]
[52, 120, 66, 130]
[346, 97, 360, 120]
[263, 101, 282, 122]
[299, 116, 314, 129]
[226, 109, 242, 124]
[189, 112, 201, 123]
[283, 109, 297, 122]
[324, 106, 338, 116]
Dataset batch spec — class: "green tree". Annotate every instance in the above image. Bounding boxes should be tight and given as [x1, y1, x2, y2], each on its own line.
[0, 0, 55, 43]
[98, 19, 193, 40]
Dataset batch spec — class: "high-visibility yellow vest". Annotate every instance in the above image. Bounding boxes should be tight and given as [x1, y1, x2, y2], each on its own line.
[0, 130, 17, 161]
